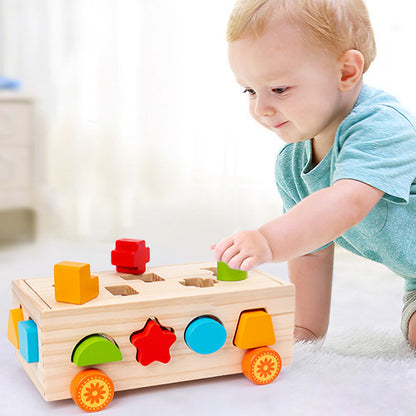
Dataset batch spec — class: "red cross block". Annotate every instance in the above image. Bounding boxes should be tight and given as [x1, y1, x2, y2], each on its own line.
[111, 238, 150, 275]
[130, 319, 176, 366]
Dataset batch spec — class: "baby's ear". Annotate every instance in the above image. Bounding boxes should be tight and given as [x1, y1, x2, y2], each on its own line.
[338, 50, 364, 91]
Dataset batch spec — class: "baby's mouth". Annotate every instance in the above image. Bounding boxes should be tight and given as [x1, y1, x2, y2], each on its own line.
[274, 121, 288, 129]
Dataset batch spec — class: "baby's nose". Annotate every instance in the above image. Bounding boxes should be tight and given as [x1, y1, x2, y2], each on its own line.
[255, 96, 276, 118]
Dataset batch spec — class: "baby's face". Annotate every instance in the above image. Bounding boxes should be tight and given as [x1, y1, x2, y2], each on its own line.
[228, 21, 347, 146]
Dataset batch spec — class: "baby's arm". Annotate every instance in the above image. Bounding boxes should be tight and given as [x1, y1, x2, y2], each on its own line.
[213, 179, 384, 270]
[289, 244, 334, 341]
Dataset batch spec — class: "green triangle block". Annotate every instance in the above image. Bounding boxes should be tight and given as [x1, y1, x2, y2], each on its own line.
[217, 262, 248, 281]
[72, 334, 122, 366]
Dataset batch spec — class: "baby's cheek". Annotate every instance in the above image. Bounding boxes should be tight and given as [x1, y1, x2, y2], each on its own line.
[250, 112, 270, 130]
[248, 106, 257, 121]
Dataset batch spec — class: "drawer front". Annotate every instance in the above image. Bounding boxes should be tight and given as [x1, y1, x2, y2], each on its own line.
[0, 146, 31, 189]
[0, 103, 32, 145]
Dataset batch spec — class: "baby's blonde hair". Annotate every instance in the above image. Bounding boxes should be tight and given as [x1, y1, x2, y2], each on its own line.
[227, 0, 376, 73]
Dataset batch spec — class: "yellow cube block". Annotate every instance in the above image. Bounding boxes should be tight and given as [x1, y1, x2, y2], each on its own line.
[233, 309, 276, 349]
[54, 261, 99, 305]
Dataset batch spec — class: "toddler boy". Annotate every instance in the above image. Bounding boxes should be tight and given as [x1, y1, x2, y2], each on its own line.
[213, 0, 416, 346]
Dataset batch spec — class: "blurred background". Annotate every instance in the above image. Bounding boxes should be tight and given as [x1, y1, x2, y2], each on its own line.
[0, 0, 415, 255]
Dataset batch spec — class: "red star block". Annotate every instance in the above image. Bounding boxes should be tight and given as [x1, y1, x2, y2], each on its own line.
[130, 319, 176, 366]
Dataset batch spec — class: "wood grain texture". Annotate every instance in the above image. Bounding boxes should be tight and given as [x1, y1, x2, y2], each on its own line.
[11, 262, 295, 401]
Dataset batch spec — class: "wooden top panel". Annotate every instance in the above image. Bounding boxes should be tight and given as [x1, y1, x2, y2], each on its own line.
[18, 262, 293, 312]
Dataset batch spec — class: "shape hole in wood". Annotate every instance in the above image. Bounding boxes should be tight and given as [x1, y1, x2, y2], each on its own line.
[105, 285, 138, 296]
[119, 272, 165, 282]
[180, 277, 218, 288]
[201, 267, 217, 277]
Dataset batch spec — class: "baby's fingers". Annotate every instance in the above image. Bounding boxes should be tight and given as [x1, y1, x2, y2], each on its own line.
[212, 237, 235, 262]
[240, 256, 258, 271]
[228, 253, 259, 271]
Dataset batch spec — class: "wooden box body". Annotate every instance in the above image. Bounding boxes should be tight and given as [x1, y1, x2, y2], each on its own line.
[11, 262, 295, 401]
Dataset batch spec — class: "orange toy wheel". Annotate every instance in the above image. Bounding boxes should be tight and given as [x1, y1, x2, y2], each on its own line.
[242, 347, 282, 385]
[70, 369, 114, 412]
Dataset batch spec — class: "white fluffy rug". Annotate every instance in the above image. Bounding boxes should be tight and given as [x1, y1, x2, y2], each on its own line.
[1, 240, 415, 416]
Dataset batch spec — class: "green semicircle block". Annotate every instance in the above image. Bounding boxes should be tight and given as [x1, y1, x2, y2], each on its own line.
[217, 261, 248, 281]
[72, 334, 122, 366]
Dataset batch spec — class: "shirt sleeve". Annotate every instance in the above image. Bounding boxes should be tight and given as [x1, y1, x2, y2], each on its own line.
[274, 146, 298, 213]
[332, 104, 416, 204]
[276, 180, 296, 214]
[275, 145, 333, 252]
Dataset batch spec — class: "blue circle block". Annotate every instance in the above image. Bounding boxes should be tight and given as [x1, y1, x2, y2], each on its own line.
[185, 316, 227, 354]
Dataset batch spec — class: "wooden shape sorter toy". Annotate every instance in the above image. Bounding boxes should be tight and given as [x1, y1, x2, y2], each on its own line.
[8, 240, 295, 412]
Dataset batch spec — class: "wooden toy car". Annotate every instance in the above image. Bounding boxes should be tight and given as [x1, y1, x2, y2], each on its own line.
[8, 243, 295, 412]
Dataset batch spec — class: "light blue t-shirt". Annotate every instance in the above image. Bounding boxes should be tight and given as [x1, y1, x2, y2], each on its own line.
[275, 84, 416, 290]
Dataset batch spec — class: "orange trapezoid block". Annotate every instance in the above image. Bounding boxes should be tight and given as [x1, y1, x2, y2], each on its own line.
[234, 309, 276, 349]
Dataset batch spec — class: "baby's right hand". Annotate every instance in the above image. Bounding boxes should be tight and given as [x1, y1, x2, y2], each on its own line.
[212, 230, 273, 271]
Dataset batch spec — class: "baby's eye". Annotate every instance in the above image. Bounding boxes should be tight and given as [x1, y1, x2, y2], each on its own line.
[243, 88, 256, 96]
[272, 87, 288, 94]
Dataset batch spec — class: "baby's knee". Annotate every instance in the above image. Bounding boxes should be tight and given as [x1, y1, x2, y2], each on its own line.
[294, 325, 326, 343]
[408, 313, 416, 349]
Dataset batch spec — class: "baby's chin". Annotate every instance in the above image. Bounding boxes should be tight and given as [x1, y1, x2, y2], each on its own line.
[273, 132, 311, 144]
[259, 121, 311, 144]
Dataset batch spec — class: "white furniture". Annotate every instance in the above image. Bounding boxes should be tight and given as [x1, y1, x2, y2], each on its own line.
[0, 93, 35, 241]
